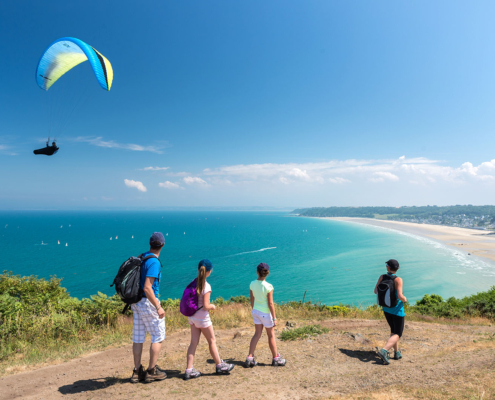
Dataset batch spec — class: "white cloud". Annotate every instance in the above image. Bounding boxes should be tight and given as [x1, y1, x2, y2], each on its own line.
[328, 177, 350, 184]
[200, 156, 495, 186]
[166, 171, 191, 177]
[159, 181, 183, 189]
[183, 176, 209, 186]
[75, 137, 165, 154]
[0, 145, 18, 156]
[287, 168, 311, 181]
[369, 172, 400, 183]
[124, 179, 147, 192]
[140, 166, 169, 171]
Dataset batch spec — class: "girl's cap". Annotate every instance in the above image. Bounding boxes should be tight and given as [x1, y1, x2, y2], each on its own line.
[198, 259, 213, 271]
[386, 259, 399, 270]
[257, 262, 270, 272]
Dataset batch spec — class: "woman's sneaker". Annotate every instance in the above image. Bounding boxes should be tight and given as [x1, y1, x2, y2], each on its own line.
[130, 365, 145, 383]
[244, 356, 257, 368]
[145, 365, 167, 383]
[272, 354, 286, 367]
[216, 360, 235, 374]
[377, 348, 390, 365]
[393, 349, 402, 360]
[184, 368, 201, 380]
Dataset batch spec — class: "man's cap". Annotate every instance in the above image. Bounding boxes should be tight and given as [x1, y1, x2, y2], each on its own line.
[198, 259, 213, 271]
[149, 232, 165, 247]
[386, 259, 399, 270]
[257, 262, 270, 272]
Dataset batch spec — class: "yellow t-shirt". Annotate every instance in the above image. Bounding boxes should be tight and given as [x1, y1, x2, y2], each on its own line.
[250, 279, 274, 314]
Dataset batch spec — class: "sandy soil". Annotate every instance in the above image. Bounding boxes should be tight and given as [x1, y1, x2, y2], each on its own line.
[326, 217, 495, 264]
[1, 319, 495, 399]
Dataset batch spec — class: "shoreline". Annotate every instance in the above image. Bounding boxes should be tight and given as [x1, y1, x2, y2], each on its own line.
[319, 217, 495, 264]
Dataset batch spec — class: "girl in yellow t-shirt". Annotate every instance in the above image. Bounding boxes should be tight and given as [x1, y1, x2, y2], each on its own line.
[245, 263, 286, 367]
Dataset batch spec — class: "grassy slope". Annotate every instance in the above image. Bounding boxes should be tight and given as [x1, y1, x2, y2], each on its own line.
[1, 271, 494, 376]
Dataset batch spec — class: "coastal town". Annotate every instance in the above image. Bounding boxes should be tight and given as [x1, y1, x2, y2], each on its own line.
[294, 205, 495, 231]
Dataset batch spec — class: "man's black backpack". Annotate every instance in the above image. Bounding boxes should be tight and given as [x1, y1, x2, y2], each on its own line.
[376, 274, 398, 308]
[111, 254, 157, 313]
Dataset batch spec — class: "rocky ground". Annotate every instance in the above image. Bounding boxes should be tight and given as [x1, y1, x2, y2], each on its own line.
[2, 318, 495, 399]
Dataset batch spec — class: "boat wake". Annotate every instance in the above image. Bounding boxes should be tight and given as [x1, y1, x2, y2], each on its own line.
[225, 247, 277, 257]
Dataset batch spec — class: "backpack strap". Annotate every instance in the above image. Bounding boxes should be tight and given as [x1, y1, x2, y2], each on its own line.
[141, 253, 163, 268]
[122, 304, 131, 314]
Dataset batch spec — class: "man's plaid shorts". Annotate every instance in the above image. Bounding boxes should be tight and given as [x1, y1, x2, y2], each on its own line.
[131, 298, 166, 343]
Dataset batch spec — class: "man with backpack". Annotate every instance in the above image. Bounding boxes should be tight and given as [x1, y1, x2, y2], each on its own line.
[130, 232, 167, 383]
[374, 259, 407, 365]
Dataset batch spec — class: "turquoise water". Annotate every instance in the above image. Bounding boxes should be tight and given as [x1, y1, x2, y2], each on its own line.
[2, 211, 495, 305]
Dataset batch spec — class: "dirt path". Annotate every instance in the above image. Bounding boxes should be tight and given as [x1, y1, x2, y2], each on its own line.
[2, 319, 495, 399]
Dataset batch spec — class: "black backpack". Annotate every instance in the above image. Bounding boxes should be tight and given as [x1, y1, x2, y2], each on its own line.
[111, 254, 157, 313]
[376, 274, 398, 308]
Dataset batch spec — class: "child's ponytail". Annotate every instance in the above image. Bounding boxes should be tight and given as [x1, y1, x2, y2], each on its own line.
[196, 265, 207, 295]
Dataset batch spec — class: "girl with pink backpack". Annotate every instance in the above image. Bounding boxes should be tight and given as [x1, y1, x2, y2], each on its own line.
[181, 259, 235, 380]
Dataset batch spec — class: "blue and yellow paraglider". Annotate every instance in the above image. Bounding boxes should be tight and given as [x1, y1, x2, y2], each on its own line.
[34, 37, 113, 155]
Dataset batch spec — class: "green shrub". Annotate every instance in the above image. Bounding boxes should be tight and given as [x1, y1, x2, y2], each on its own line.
[410, 287, 495, 320]
[325, 305, 350, 316]
[280, 324, 329, 341]
[161, 298, 180, 309]
[229, 295, 250, 304]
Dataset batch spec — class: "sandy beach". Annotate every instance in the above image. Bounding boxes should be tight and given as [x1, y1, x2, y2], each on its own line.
[325, 217, 495, 264]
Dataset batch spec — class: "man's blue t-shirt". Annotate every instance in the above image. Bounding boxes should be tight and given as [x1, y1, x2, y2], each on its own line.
[140, 251, 161, 299]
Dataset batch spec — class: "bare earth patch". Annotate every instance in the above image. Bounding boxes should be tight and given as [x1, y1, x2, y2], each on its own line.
[1, 319, 494, 399]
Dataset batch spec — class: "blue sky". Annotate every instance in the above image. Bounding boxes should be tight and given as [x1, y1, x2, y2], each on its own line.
[1, 1, 495, 209]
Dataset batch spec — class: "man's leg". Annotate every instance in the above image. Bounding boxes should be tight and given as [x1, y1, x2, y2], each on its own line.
[131, 303, 146, 371]
[148, 341, 163, 370]
[144, 301, 166, 371]
[133, 343, 144, 370]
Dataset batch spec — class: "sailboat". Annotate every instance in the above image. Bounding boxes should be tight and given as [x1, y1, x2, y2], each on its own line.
[58, 240, 60, 245]
[65, 243, 68, 246]
[110, 237, 112, 240]
[132, 235, 134, 239]
[115, 236, 118, 240]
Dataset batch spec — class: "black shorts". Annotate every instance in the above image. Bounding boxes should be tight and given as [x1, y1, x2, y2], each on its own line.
[384, 312, 405, 338]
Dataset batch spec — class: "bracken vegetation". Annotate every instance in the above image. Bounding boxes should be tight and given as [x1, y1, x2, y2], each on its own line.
[1, 271, 494, 375]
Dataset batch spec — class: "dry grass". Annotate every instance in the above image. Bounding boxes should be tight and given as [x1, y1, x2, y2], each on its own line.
[1, 302, 493, 378]
[338, 369, 495, 400]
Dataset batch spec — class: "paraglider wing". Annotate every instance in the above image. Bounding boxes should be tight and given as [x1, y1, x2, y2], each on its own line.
[35, 37, 113, 91]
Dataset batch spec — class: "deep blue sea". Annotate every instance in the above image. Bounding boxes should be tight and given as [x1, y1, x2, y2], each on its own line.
[2, 211, 495, 305]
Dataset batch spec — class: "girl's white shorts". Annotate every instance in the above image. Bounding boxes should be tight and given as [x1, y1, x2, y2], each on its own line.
[252, 309, 274, 328]
[188, 314, 212, 329]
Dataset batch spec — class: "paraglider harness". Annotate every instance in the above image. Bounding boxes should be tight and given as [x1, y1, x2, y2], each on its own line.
[33, 138, 59, 156]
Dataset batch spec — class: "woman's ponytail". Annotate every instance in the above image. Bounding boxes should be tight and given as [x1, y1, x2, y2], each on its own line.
[196, 265, 206, 295]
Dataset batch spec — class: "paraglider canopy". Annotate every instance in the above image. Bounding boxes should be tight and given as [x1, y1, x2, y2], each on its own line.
[36, 37, 113, 91]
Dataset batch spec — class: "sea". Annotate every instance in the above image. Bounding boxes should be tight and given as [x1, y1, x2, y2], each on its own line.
[2, 211, 495, 306]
